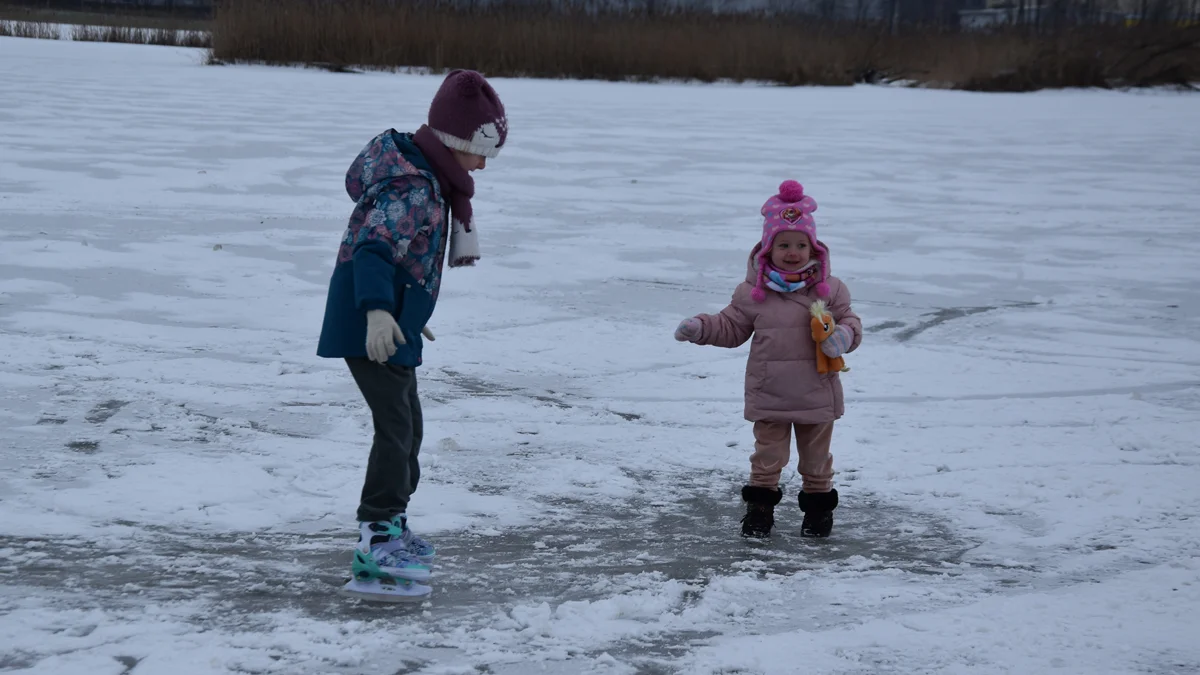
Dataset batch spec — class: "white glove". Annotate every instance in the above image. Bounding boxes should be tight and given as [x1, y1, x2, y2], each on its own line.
[365, 310, 405, 364]
[422, 326, 436, 342]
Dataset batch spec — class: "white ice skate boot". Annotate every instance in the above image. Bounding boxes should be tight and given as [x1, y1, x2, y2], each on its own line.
[340, 520, 432, 603]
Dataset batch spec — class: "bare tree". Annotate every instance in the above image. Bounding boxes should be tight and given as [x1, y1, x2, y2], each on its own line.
[854, 0, 875, 23]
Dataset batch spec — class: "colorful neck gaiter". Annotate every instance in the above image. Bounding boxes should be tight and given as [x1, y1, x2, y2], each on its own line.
[764, 260, 821, 294]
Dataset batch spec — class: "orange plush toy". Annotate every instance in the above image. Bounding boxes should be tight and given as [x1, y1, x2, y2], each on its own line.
[810, 300, 847, 374]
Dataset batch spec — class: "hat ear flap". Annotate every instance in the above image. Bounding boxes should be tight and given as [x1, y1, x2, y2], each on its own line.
[751, 246, 770, 303]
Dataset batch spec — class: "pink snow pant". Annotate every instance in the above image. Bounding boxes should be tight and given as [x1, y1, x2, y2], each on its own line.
[749, 421, 835, 493]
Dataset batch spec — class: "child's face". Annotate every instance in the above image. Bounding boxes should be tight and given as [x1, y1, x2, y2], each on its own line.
[453, 149, 487, 172]
[769, 231, 811, 271]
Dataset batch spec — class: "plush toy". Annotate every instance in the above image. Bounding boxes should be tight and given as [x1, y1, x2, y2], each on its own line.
[810, 299, 848, 374]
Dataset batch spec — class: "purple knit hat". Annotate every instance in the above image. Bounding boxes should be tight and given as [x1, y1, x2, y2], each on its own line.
[750, 180, 830, 303]
[428, 70, 507, 158]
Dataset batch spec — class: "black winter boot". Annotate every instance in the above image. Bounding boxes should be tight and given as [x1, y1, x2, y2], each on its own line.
[797, 489, 839, 538]
[741, 485, 783, 538]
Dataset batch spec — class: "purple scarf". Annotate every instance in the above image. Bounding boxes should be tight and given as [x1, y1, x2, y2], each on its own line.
[413, 125, 474, 233]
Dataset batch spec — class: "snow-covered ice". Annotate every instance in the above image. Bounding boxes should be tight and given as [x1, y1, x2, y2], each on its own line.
[1, 37, 1199, 675]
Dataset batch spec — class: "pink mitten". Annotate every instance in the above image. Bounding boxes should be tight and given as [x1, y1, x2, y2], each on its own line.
[674, 317, 702, 343]
[820, 324, 853, 359]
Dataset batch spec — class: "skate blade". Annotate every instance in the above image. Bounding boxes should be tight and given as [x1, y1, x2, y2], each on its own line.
[341, 578, 431, 603]
[377, 566, 432, 583]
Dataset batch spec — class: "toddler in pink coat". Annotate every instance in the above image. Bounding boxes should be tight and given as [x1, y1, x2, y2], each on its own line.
[675, 180, 862, 538]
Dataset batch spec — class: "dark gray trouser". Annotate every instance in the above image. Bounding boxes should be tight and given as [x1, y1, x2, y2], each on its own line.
[345, 358, 423, 523]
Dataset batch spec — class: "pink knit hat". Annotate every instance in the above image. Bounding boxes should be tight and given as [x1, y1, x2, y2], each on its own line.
[750, 180, 830, 303]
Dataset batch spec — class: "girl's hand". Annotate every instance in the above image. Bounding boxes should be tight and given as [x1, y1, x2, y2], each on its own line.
[820, 325, 853, 358]
[674, 317, 702, 343]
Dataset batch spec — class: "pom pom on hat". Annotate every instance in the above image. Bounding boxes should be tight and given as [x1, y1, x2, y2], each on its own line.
[778, 180, 805, 202]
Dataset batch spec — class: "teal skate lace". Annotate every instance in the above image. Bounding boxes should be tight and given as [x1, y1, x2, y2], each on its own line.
[386, 515, 434, 558]
[401, 527, 435, 558]
[375, 544, 428, 571]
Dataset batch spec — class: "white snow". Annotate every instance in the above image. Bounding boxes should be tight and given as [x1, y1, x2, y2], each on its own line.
[1, 36, 1199, 674]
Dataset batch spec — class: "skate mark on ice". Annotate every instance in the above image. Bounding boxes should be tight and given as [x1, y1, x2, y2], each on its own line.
[1139, 384, 1200, 412]
[247, 420, 312, 439]
[85, 399, 128, 424]
[66, 440, 99, 453]
[0, 651, 39, 670]
[429, 369, 660, 422]
[388, 658, 433, 674]
[612, 277, 699, 290]
[431, 368, 574, 409]
[114, 655, 141, 675]
[892, 302, 1038, 342]
[983, 507, 1050, 538]
[856, 379, 1200, 404]
[582, 630, 720, 675]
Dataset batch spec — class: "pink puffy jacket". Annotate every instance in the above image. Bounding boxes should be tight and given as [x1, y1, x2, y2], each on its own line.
[696, 247, 862, 424]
